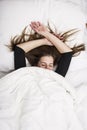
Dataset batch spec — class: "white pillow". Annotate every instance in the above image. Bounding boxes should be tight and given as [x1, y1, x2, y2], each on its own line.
[0, 0, 86, 73]
[0, 44, 30, 73]
[48, 1, 86, 47]
[0, 44, 14, 72]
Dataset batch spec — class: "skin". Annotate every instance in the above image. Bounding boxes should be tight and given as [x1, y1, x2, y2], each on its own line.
[37, 55, 54, 70]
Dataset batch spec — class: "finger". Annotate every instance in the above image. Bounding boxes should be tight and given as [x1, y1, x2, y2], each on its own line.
[33, 22, 39, 29]
[31, 22, 37, 27]
[30, 24, 34, 29]
[36, 22, 40, 27]
[37, 21, 41, 26]
[30, 24, 36, 30]
[30, 23, 38, 29]
[30, 24, 39, 33]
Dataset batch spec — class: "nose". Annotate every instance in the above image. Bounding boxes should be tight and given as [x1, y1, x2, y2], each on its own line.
[45, 65, 52, 70]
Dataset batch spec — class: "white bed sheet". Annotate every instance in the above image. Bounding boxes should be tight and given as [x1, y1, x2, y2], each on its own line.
[0, 67, 84, 130]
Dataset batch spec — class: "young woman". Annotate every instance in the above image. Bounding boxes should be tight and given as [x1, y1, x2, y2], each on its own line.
[12, 21, 85, 77]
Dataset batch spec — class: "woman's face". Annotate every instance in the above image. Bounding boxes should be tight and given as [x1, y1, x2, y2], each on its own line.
[37, 56, 54, 70]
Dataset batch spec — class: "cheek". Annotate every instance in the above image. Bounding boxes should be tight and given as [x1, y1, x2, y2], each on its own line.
[37, 62, 40, 67]
[37, 63, 45, 68]
[49, 67, 54, 70]
[41, 66, 46, 69]
[49, 68, 52, 70]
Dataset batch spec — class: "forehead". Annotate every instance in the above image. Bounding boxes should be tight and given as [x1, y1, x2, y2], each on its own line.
[40, 56, 54, 63]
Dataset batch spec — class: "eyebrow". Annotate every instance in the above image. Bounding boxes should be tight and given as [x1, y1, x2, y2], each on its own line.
[40, 62, 53, 65]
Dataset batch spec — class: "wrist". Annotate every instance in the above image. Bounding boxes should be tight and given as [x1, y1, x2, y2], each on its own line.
[41, 31, 50, 38]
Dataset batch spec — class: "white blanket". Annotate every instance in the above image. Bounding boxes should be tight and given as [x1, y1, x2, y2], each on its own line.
[0, 67, 84, 130]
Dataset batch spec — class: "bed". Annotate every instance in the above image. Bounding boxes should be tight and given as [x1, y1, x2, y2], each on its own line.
[0, 0, 87, 130]
[0, 67, 85, 130]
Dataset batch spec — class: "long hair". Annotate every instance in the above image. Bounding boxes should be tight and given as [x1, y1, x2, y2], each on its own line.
[10, 23, 85, 66]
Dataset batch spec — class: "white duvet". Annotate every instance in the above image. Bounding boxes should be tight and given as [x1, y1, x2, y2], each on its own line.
[0, 67, 85, 130]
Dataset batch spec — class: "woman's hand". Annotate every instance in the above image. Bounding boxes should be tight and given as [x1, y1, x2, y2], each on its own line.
[30, 21, 53, 46]
[30, 21, 49, 36]
[30, 21, 64, 41]
[53, 33, 64, 41]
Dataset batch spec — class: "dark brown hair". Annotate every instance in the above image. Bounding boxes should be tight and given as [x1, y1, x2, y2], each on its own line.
[25, 45, 61, 66]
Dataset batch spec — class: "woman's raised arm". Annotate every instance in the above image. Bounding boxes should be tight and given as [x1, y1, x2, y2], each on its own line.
[16, 38, 52, 53]
[30, 21, 72, 53]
